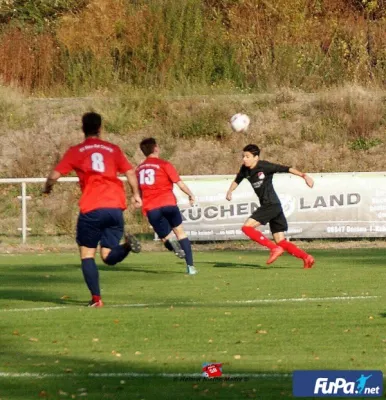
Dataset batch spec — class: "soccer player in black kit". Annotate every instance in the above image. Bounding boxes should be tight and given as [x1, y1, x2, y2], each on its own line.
[226, 144, 315, 268]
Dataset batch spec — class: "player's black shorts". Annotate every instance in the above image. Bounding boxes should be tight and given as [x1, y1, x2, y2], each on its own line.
[76, 208, 124, 248]
[250, 204, 288, 234]
[147, 205, 183, 239]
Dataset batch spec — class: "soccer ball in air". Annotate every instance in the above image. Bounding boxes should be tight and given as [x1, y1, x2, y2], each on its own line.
[230, 113, 250, 133]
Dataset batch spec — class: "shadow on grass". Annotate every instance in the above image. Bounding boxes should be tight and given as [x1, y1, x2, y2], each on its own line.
[0, 349, 292, 400]
[201, 261, 293, 270]
[0, 259, 186, 306]
[0, 348, 383, 400]
[0, 289, 76, 305]
[98, 265, 182, 274]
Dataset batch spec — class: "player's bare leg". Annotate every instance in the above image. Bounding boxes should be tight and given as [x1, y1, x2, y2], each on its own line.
[162, 233, 185, 259]
[100, 247, 111, 260]
[241, 219, 284, 265]
[173, 225, 197, 275]
[274, 233, 314, 269]
[79, 246, 103, 307]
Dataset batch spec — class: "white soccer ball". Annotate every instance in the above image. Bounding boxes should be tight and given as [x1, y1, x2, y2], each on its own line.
[230, 113, 250, 133]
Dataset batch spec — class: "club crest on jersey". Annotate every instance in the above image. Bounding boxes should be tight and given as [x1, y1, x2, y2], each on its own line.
[258, 172, 265, 180]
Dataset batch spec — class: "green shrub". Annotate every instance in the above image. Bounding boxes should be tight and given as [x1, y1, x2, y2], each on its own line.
[163, 106, 229, 140]
[0, 85, 32, 130]
[102, 90, 165, 134]
[0, 0, 88, 28]
[349, 137, 383, 151]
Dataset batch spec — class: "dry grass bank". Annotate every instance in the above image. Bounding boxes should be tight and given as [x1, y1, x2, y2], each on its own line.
[0, 85, 385, 237]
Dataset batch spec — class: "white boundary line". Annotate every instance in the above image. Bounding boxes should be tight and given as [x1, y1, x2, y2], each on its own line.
[0, 296, 378, 313]
[0, 371, 290, 379]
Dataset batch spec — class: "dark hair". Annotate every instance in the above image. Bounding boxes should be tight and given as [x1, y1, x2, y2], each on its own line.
[243, 144, 260, 156]
[82, 112, 102, 136]
[140, 137, 157, 156]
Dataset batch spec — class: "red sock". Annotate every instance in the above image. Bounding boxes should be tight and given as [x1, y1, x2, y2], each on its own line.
[278, 239, 308, 260]
[92, 295, 101, 302]
[241, 226, 277, 250]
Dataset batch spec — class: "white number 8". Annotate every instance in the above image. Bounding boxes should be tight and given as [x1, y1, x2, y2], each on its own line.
[91, 152, 105, 172]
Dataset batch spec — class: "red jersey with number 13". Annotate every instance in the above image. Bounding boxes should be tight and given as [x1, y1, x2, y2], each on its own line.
[136, 157, 181, 213]
[54, 137, 133, 213]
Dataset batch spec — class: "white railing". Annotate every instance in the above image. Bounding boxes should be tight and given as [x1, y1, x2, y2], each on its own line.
[3, 173, 386, 243]
[0, 175, 226, 244]
[0, 177, 79, 244]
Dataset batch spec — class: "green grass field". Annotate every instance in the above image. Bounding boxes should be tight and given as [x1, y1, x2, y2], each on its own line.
[0, 248, 385, 400]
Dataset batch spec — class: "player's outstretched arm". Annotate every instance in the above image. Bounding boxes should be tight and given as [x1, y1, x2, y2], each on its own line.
[226, 181, 239, 201]
[288, 167, 314, 188]
[43, 170, 61, 195]
[125, 170, 142, 208]
[176, 181, 195, 206]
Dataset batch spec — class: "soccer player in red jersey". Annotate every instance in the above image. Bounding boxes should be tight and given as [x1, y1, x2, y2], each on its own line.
[226, 144, 315, 268]
[43, 112, 142, 307]
[136, 137, 197, 275]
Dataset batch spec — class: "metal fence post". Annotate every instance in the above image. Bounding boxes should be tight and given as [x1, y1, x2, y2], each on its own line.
[17, 181, 31, 244]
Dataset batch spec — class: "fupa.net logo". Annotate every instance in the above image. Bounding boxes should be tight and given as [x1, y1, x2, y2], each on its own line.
[293, 370, 383, 397]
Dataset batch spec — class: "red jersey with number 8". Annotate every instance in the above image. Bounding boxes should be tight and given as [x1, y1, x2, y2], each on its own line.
[54, 137, 133, 213]
[136, 157, 181, 213]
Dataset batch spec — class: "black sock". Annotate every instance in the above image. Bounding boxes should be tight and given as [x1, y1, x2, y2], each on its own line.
[179, 238, 193, 266]
[164, 240, 174, 252]
[81, 258, 100, 296]
[103, 245, 130, 266]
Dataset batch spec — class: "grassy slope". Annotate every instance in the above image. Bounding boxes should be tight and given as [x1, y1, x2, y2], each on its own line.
[1, 85, 385, 237]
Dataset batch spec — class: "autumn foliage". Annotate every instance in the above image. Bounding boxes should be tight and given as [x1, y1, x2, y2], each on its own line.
[0, 0, 385, 92]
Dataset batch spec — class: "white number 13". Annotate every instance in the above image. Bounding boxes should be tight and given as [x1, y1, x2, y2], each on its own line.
[91, 152, 105, 172]
[139, 169, 155, 185]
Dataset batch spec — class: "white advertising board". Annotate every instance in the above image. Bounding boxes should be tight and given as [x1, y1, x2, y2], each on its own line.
[174, 172, 386, 240]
